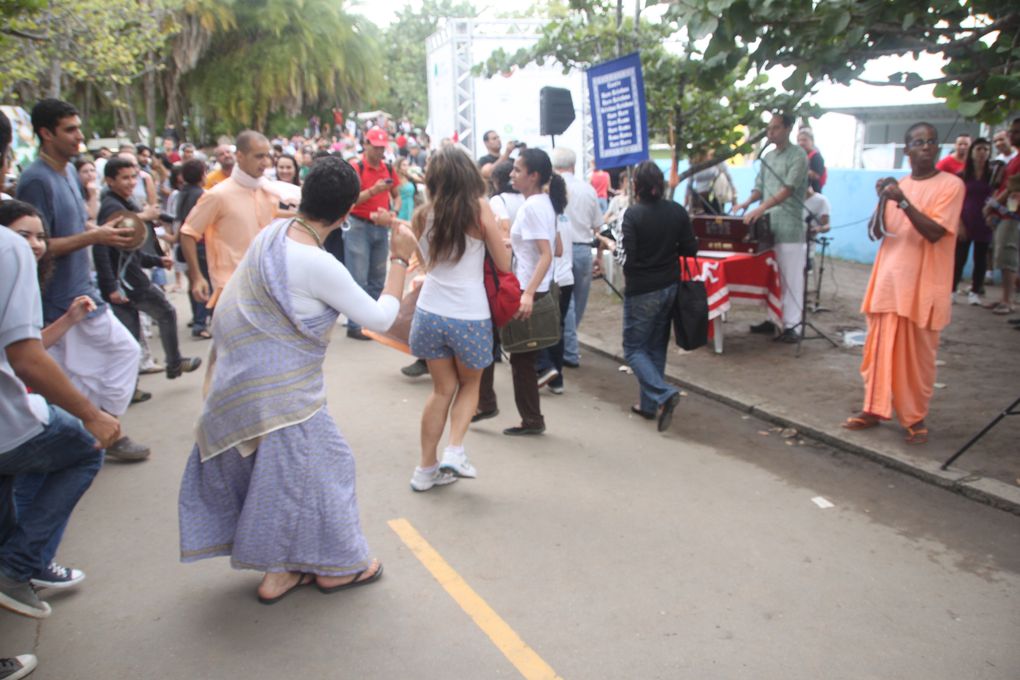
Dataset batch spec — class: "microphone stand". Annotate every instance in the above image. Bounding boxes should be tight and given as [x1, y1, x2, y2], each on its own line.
[811, 234, 832, 313]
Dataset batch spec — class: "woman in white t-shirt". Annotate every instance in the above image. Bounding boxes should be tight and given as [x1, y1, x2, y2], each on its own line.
[475, 160, 524, 421]
[504, 148, 567, 436]
[405, 146, 512, 490]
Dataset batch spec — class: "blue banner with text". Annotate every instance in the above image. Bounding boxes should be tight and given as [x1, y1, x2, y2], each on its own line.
[587, 52, 649, 170]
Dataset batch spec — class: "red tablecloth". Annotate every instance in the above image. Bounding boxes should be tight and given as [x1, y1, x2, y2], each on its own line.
[681, 250, 782, 326]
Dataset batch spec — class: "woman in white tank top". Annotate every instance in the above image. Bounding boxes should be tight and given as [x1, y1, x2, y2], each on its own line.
[402, 147, 512, 491]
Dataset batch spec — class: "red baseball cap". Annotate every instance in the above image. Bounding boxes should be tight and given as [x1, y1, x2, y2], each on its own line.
[366, 127, 389, 147]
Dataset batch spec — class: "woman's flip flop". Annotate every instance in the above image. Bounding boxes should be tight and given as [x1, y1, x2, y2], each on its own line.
[317, 563, 384, 594]
[257, 573, 315, 605]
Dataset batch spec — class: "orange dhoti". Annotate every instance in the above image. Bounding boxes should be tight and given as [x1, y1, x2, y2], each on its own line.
[859, 312, 939, 428]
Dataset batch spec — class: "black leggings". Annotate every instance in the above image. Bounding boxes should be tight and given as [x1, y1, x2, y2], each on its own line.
[953, 239, 989, 294]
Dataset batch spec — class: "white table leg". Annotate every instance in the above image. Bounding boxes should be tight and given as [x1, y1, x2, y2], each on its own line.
[713, 316, 724, 354]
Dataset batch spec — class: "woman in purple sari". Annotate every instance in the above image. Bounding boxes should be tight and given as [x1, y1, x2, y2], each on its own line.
[178, 157, 417, 604]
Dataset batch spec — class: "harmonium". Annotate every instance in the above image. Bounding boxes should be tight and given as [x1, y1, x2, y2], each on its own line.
[691, 214, 772, 253]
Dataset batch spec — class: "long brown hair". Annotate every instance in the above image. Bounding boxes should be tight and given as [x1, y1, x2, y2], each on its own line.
[420, 145, 486, 266]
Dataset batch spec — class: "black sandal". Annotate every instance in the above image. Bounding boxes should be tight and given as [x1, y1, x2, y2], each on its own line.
[316, 563, 384, 594]
[630, 405, 655, 420]
[257, 573, 315, 605]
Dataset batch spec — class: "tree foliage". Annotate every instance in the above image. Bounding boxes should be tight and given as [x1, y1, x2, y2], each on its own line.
[666, 0, 1020, 123]
[480, 0, 792, 174]
[184, 0, 381, 133]
[376, 0, 477, 124]
[0, 0, 179, 101]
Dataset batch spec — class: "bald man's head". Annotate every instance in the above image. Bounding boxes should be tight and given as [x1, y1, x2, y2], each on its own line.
[236, 130, 268, 154]
[235, 131, 272, 178]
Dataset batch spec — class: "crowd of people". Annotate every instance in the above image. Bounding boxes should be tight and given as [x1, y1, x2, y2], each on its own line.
[941, 126, 1020, 317]
[1, 94, 1018, 679]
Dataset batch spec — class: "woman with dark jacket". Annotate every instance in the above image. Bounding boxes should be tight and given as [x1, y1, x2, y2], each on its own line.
[952, 137, 994, 304]
[621, 161, 698, 432]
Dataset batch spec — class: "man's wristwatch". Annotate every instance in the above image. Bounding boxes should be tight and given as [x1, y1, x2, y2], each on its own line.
[898, 199, 910, 211]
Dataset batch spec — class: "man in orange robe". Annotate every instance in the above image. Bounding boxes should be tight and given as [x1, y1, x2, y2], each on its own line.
[844, 122, 965, 444]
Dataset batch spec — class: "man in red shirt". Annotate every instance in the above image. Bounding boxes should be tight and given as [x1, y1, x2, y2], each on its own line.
[343, 127, 400, 340]
[935, 133, 970, 175]
[590, 159, 610, 212]
[985, 118, 1020, 314]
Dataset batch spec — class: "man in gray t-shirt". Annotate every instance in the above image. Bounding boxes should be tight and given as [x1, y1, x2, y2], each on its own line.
[15, 98, 149, 461]
[0, 226, 117, 620]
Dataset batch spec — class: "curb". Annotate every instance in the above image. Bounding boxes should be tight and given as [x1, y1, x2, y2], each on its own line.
[577, 333, 1020, 517]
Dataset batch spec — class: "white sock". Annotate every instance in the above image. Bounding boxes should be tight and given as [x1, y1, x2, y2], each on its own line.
[417, 463, 439, 474]
[444, 445, 464, 456]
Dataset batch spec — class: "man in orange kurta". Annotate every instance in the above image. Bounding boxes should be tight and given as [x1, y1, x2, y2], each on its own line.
[180, 131, 277, 306]
[846, 122, 965, 444]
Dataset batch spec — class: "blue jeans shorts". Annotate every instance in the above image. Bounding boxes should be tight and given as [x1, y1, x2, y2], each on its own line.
[409, 308, 494, 370]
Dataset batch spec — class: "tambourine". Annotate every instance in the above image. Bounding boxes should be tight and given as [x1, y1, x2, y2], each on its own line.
[107, 210, 149, 251]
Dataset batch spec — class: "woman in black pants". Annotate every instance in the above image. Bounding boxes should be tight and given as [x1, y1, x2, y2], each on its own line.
[503, 149, 567, 436]
[953, 138, 994, 305]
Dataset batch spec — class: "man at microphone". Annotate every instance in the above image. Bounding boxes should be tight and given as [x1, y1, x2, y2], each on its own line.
[733, 113, 809, 343]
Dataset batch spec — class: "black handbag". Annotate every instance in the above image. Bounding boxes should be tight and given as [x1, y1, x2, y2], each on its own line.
[499, 284, 561, 353]
[672, 257, 709, 351]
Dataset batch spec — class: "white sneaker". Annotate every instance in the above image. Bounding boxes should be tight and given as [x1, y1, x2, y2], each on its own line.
[967, 291, 981, 306]
[138, 357, 163, 375]
[410, 467, 459, 492]
[0, 654, 37, 680]
[30, 561, 85, 590]
[439, 448, 477, 478]
[537, 368, 559, 388]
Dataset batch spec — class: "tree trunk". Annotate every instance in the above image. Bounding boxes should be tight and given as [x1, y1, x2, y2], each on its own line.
[145, 53, 158, 147]
[48, 56, 62, 98]
[615, 0, 623, 56]
[122, 84, 140, 141]
[163, 69, 185, 139]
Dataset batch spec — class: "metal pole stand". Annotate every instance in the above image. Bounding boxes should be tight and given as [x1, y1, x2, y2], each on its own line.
[810, 235, 832, 313]
[940, 396, 1020, 470]
[793, 226, 838, 357]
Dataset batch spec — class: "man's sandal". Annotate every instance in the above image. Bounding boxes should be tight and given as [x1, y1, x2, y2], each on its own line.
[905, 425, 928, 445]
[842, 415, 880, 430]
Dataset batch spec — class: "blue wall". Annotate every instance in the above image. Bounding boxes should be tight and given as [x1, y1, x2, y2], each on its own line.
[666, 161, 909, 265]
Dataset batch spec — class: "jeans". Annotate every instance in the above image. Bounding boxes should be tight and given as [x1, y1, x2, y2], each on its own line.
[563, 244, 593, 364]
[536, 284, 574, 388]
[0, 406, 103, 581]
[622, 284, 679, 414]
[343, 215, 390, 333]
[190, 243, 211, 333]
[111, 284, 182, 367]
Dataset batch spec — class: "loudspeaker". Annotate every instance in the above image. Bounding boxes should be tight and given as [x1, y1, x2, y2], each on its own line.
[540, 87, 575, 136]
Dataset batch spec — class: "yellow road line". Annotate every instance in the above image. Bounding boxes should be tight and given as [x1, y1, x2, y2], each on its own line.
[388, 518, 563, 680]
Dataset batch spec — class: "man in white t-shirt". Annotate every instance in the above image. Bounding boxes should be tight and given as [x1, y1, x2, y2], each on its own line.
[551, 147, 602, 368]
[803, 186, 831, 298]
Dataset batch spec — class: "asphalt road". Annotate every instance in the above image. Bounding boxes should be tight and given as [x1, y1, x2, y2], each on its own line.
[3, 318, 1018, 680]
